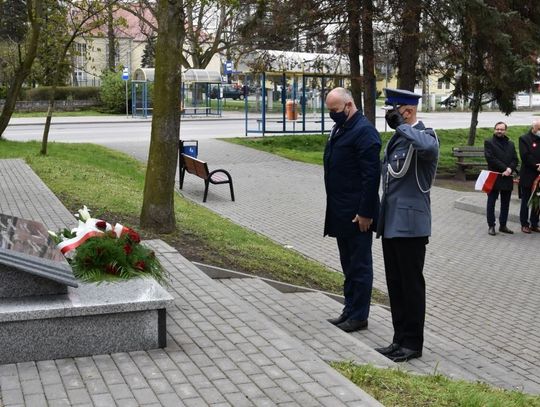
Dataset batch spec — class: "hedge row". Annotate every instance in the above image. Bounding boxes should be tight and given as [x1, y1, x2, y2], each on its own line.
[23, 86, 100, 101]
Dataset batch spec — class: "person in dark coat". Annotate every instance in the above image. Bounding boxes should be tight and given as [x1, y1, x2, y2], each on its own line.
[323, 87, 381, 333]
[484, 121, 519, 235]
[375, 88, 439, 362]
[518, 119, 540, 233]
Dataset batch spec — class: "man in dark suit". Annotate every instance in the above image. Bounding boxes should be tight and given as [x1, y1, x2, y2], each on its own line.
[519, 119, 540, 233]
[324, 87, 381, 332]
[375, 88, 439, 362]
[484, 121, 519, 236]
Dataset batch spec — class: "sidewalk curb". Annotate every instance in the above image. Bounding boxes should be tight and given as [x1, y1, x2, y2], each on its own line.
[7, 116, 246, 127]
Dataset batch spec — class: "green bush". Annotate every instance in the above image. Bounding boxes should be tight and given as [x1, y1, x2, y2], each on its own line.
[24, 86, 100, 101]
[0, 86, 7, 99]
[99, 71, 129, 113]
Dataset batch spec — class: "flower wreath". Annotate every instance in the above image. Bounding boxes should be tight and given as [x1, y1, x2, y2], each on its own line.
[50, 206, 166, 284]
[528, 175, 540, 214]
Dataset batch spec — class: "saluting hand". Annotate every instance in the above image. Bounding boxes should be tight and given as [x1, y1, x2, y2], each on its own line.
[352, 215, 373, 232]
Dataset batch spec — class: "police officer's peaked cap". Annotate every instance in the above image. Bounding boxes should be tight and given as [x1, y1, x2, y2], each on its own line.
[384, 88, 422, 106]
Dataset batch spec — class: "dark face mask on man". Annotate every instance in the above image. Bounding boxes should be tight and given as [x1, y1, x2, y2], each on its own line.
[329, 103, 350, 127]
[385, 106, 405, 129]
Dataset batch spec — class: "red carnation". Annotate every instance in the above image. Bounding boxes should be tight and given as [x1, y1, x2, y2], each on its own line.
[127, 230, 141, 244]
[123, 243, 133, 255]
[105, 263, 120, 275]
[95, 220, 107, 230]
[134, 260, 146, 271]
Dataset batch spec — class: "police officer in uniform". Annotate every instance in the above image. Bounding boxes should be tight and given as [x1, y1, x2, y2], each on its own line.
[375, 88, 439, 362]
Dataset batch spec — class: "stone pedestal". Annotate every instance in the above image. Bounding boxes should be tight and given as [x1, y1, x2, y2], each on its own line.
[0, 278, 173, 364]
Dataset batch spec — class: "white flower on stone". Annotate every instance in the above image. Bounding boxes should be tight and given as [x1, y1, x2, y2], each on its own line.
[48, 230, 58, 238]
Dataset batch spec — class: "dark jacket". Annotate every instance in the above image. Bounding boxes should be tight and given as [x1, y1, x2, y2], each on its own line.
[323, 111, 381, 238]
[484, 135, 518, 191]
[518, 131, 540, 188]
[377, 121, 439, 239]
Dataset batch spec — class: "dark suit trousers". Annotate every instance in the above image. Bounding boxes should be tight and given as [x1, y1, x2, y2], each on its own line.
[486, 189, 512, 227]
[382, 237, 428, 351]
[520, 187, 539, 227]
[336, 232, 373, 321]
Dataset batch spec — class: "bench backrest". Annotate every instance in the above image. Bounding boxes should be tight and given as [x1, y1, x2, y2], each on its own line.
[181, 154, 209, 179]
[452, 146, 485, 158]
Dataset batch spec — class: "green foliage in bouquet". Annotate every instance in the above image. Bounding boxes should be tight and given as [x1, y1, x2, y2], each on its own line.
[70, 231, 167, 284]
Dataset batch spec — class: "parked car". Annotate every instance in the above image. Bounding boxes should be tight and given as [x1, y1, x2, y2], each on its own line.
[210, 85, 245, 100]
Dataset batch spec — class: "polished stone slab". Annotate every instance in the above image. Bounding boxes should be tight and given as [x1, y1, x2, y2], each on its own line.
[0, 213, 77, 297]
[0, 278, 173, 363]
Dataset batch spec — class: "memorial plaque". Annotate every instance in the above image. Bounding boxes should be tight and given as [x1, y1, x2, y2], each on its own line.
[0, 213, 78, 298]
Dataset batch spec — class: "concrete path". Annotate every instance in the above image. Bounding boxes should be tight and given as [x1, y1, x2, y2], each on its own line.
[179, 138, 540, 394]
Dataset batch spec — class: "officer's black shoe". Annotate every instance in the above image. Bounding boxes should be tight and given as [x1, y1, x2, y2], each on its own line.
[327, 312, 348, 325]
[336, 319, 368, 332]
[499, 225, 514, 234]
[488, 226, 496, 236]
[375, 343, 400, 356]
[387, 347, 422, 362]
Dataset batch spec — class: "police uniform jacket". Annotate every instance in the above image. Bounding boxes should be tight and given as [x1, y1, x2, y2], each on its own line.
[518, 130, 540, 189]
[484, 135, 518, 191]
[377, 121, 439, 239]
[323, 111, 381, 238]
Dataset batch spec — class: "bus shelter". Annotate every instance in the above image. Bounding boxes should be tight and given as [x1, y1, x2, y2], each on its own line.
[241, 50, 351, 136]
[131, 68, 223, 118]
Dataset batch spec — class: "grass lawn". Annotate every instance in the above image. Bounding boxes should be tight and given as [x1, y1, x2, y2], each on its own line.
[11, 109, 116, 118]
[1, 138, 538, 403]
[333, 362, 540, 407]
[225, 125, 530, 179]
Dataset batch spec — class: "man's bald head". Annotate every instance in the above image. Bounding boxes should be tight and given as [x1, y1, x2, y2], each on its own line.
[532, 119, 540, 133]
[325, 87, 357, 124]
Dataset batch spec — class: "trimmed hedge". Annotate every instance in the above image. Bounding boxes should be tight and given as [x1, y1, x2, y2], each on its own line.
[24, 86, 100, 101]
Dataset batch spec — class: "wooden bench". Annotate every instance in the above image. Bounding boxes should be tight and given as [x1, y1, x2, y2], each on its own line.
[179, 153, 235, 202]
[452, 146, 486, 180]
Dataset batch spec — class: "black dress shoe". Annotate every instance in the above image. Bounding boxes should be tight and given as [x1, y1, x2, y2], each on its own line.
[327, 312, 348, 325]
[531, 226, 540, 233]
[374, 343, 400, 356]
[488, 226, 496, 236]
[499, 225, 514, 234]
[387, 347, 422, 362]
[336, 319, 368, 332]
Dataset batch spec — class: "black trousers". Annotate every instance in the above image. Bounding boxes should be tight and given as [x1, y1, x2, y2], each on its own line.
[382, 237, 428, 351]
[336, 232, 373, 321]
[486, 189, 512, 227]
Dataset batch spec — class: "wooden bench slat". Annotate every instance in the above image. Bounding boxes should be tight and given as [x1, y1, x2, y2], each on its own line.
[179, 153, 235, 202]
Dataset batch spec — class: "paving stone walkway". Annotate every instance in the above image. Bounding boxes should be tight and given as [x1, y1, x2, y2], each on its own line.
[178, 139, 540, 394]
[0, 159, 382, 406]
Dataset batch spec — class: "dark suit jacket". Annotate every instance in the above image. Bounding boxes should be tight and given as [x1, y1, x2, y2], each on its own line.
[484, 135, 518, 191]
[323, 111, 381, 238]
[518, 131, 540, 188]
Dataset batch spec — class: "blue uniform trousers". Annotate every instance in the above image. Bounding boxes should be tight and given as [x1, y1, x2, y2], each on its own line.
[336, 232, 373, 321]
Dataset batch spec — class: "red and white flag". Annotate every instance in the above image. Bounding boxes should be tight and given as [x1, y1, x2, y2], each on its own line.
[475, 170, 499, 194]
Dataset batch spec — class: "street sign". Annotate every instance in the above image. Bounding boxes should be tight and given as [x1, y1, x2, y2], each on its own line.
[224, 61, 233, 75]
[122, 68, 129, 81]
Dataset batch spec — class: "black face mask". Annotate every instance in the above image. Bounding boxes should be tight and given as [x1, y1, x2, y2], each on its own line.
[385, 108, 404, 129]
[330, 110, 348, 127]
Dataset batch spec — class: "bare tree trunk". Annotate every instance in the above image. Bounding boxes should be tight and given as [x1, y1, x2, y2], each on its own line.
[40, 87, 57, 155]
[347, 0, 363, 113]
[361, 0, 376, 125]
[107, 1, 116, 71]
[396, 0, 421, 91]
[140, 0, 185, 233]
[0, 0, 43, 138]
[468, 90, 481, 146]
